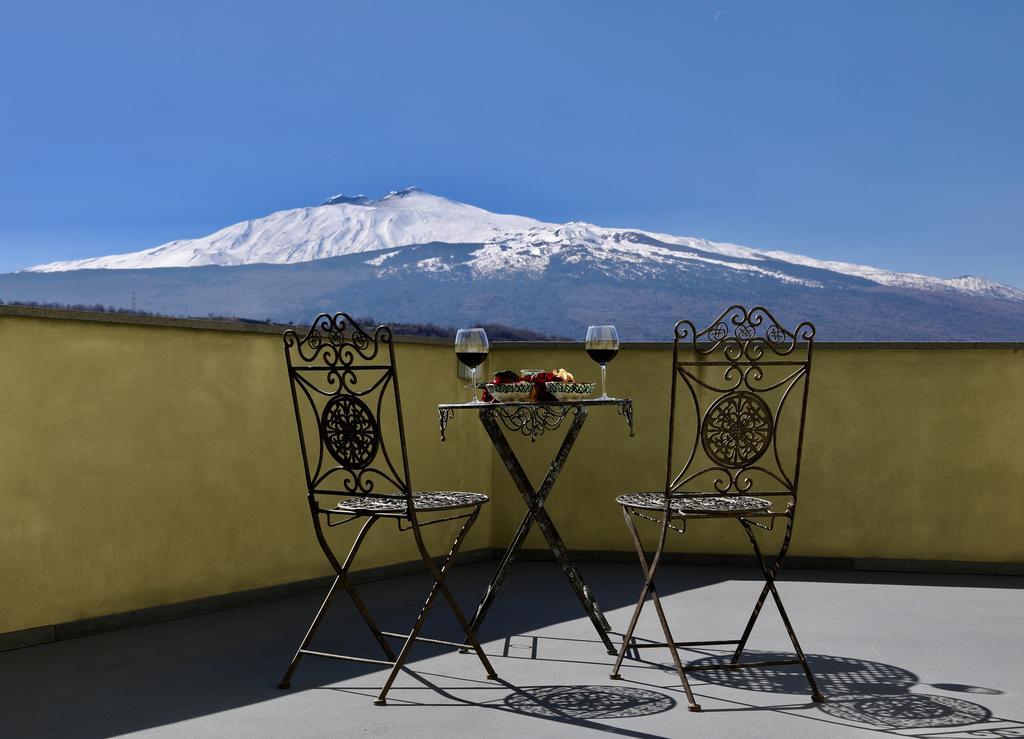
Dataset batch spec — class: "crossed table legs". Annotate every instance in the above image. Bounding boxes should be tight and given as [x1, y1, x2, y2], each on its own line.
[468, 405, 617, 654]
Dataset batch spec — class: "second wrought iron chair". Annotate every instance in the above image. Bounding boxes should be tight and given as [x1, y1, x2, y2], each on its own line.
[277, 313, 496, 704]
[609, 305, 824, 711]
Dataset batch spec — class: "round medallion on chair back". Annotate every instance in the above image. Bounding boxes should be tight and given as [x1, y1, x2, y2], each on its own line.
[700, 391, 773, 468]
[321, 394, 380, 469]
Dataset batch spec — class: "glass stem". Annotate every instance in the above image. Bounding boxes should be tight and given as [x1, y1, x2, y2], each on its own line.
[470, 366, 477, 404]
[601, 363, 607, 399]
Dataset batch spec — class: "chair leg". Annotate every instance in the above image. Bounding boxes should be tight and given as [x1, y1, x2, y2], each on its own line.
[424, 508, 498, 680]
[278, 574, 342, 689]
[278, 515, 393, 689]
[322, 516, 397, 661]
[739, 519, 824, 703]
[731, 517, 793, 664]
[610, 508, 654, 678]
[611, 507, 701, 711]
[375, 506, 495, 705]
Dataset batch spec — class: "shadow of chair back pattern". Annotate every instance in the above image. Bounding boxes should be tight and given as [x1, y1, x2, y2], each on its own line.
[667, 304, 816, 509]
[283, 313, 413, 507]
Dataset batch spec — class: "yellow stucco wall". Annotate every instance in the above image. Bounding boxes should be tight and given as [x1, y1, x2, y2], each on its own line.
[1, 312, 1021, 635]
[485, 345, 1024, 563]
[0, 315, 491, 634]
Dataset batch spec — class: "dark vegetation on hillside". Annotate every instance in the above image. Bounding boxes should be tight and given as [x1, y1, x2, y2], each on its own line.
[361, 318, 563, 341]
[0, 300, 565, 341]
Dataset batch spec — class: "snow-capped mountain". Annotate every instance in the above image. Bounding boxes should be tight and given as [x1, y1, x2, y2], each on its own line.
[25, 188, 542, 271]
[6, 188, 1023, 341]
[24, 188, 1024, 304]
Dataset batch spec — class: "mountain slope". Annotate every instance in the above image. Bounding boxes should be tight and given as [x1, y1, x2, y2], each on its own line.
[25, 188, 1024, 303]
[3, 241, 1022, 341]
[9, 189, 1024, 340]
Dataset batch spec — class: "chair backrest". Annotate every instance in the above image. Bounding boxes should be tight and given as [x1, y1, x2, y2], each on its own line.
[283, 313, 412, 504]
[666, 305, 815, 506]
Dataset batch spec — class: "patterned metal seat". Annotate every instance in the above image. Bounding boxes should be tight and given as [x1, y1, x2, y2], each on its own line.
[616, 492, 771, 516]
[335, 492, 489, 514]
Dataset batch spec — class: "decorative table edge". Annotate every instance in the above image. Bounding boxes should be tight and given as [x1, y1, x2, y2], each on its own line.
[438, 398, 633, 441]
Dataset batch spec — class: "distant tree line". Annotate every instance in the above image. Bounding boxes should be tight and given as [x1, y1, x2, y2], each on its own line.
[0, 299, 164, 316]
[0, 299, 564, 341]
[353, 316, 563, 341]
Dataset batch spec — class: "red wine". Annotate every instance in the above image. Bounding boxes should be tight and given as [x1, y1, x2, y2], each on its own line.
[587, 348, 618, 364]
[456, 351, 488, 369]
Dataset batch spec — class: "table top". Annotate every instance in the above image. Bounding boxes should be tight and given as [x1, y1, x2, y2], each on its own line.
[438, 398, 633, 440]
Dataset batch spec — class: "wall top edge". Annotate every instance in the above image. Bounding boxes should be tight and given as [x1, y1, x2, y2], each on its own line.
[0, 304, 454, 344]
[491, 340, 1024, 350]
[2, 305, 1022, 350]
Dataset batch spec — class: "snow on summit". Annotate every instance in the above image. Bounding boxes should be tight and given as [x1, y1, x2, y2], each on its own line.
[23, 188, 1024, 302]
[26, 188, 543, 272]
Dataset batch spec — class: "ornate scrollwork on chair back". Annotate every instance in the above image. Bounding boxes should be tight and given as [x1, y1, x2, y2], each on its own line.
[284, 312, 392, 366]
[667, 306, 815, 503]
[674, 304, 815, 363]
[283, 313, 411, 502]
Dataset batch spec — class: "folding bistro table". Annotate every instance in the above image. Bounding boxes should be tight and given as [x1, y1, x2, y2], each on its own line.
[438, 398, 634, 653]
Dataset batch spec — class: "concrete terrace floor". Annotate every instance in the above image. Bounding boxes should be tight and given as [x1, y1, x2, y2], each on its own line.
[1, 561, 1022, 738]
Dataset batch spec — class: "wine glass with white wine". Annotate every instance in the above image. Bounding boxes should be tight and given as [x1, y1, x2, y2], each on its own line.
[455, 328, 489, 404]
[586, 325, 619, 400]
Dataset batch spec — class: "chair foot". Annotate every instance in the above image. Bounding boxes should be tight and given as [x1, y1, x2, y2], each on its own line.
[374, 698, 387, 706]
[688, 703, 702, 712]
[487, 672, 498, 680]
[812, 693, 826, 703]
[606, 649, 617, 655]
[609, 673, 622, 680]
[277, 682, 291, 690]
[457, 647, 471, 654]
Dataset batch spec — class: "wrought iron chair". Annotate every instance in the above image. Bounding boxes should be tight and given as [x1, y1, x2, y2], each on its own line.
[277, 313, 496, 704]
[609, 305, 824, 711]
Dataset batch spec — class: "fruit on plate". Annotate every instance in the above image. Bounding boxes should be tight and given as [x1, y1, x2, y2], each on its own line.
[519, 368, 574, 383]
[492, 370, 521, 384]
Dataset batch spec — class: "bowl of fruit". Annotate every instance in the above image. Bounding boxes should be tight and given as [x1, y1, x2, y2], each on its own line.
[484, 370, 533, 402]
[481, 368, 592, 403]
[520, 368, 595, 402]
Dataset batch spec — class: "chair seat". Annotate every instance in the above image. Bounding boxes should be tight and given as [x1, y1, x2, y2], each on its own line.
[616, 492, 772, 515]
[334, 491, 489, 514]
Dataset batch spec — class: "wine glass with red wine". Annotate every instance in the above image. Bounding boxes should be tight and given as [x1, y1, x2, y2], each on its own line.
[586, 325, 619, 400]
[455, 328, 489, 404]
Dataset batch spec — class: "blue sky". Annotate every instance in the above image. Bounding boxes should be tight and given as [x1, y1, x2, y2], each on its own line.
[1, 0, 1021, 285]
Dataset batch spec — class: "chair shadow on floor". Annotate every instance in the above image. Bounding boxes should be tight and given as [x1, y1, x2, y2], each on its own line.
[325, 670, 679, 739]
[325, 640, 1023, 739]
[490, 634, 1023, 736]
[501, 684, 675, 720]
[683, 650, 1023, 736]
